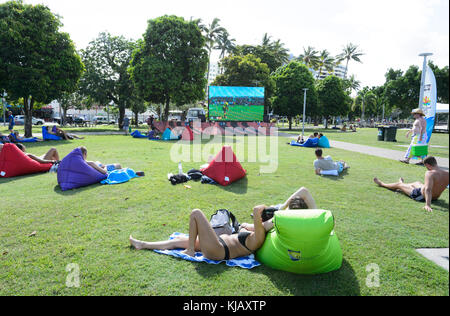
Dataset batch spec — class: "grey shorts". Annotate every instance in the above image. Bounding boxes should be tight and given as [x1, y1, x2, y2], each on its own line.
[410, 187, 425, 202]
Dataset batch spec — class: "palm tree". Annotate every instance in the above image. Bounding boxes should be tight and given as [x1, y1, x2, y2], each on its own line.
[214, 31, 236, 60]
[337, 43, 364, 79]
[344, 74, 361, 94]
[203, 18, 226, 96]
[298, 46, 319, 69]
[315, 50, 335, 80]
[260, 34, 290, 70]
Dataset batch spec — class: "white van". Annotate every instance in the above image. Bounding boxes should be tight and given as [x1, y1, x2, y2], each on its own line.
[186, 108, 206, 122]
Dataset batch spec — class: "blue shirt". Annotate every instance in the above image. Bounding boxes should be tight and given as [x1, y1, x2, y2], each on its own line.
[8, 115, 14, 126]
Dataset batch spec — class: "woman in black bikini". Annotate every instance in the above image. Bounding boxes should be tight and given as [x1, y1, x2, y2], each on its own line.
[129, 187, 316, 261]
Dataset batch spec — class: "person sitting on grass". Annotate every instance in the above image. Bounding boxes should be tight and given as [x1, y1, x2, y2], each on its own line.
[297, 132, 318, 144]
[129, 187, 317, 260]
[0, 133, 11, 144]
[313, 148, 349, 176]
[341, 124, 347, 132]
[373, 156, 449, 213]
[47, 125, 84, 140]
[15, 143, 60, 165]
[349, 124, 357, 132]
[79, 146, 121, 175]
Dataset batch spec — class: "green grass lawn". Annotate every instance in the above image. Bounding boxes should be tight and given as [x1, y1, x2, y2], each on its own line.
[281, 127, 449, 159]
[0, 134, 448, 296]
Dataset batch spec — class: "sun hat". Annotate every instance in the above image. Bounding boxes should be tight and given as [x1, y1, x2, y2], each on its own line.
[411, 108, 426, 116]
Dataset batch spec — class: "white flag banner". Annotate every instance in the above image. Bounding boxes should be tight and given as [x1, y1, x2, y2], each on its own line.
[421, 65, 437, 144]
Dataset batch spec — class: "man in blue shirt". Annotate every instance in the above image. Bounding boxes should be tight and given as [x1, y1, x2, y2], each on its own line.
[7, 111, 14, 133]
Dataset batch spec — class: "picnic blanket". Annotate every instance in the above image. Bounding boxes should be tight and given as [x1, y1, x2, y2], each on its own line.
[154, 232, 261, 269]
[101, 168, 139, 185]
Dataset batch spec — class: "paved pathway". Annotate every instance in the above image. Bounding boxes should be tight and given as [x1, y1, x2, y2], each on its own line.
[279, 132, 449, 170]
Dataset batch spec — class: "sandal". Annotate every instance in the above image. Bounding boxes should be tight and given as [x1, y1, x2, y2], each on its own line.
[399, 159, 409, 164]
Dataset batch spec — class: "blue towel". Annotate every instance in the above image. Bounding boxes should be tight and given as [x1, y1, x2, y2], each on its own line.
[101, 168, 139, 185]
[154, 232, 261, 269]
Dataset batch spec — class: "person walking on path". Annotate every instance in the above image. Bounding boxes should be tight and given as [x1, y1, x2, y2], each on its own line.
[400, 108, 428, 165]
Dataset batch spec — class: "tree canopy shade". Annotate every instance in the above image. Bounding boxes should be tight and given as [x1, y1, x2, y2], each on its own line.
[0, 0, 84, 137]
[129, 15, 208, 121]
[316, 75, 351, 127]
[271, 61, 318, 129]
[79, 32, 137, 128]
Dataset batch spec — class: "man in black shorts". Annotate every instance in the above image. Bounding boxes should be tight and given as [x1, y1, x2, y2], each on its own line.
[373, 156, 449, 212]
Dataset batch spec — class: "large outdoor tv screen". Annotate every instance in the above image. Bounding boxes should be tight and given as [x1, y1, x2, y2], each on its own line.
[208, 86, 265, 122]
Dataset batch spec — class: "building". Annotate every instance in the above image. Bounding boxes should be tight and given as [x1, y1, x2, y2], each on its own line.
[208, 62, 220, 85]
[311, 64, 347, 80]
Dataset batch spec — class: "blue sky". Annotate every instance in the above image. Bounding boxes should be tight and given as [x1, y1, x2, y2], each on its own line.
[7, 0, 450, 88]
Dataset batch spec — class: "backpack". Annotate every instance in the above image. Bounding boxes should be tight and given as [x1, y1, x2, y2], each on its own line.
[210, 209, 240, 237]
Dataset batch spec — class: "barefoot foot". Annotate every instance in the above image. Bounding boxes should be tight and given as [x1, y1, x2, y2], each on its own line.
[373, 178, 383, 186]
[181, 249, 196, 257]
[129, 235, 144, 250]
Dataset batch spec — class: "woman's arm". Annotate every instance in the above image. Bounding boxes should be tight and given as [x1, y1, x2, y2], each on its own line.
[246, 205, 267, 251]
[86, 161, 108, 174]
[279, 187, 317, 210]
[27, 154, 54, 164]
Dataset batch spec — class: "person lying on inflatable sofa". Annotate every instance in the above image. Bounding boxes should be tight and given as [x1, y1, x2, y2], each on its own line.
[129, 187, 318, 261]
[79, 146, 121, 175]
[12, 131, 44, 142]
[297, 132, 318, 144]
[15, 143, 60, 165]
[47, 126, 84, 140]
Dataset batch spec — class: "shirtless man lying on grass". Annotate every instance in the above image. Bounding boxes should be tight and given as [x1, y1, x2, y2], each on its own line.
[374, 156, 449, 212]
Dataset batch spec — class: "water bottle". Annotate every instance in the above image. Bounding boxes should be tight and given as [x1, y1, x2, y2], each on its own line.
[178, 162, 183, 175]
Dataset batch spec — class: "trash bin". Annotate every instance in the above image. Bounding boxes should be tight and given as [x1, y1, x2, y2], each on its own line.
[377, 126, 386, 141]
[384, 126, 398, 142]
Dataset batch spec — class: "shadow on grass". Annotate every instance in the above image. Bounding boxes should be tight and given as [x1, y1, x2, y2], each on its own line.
[0, 172, 49, 184]
[320, 169, 350, 181]
[216, 177, 248, 195]
[53, 183, 103, 195]
[432, 199, 449, 212]
[17, 140, 71, 150]
[251, 258, 360, 296]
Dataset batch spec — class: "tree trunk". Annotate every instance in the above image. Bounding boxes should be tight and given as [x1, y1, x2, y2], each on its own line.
[62, 107, 68, 126]
[134, 111, 139, 127]
[118, 104, 125, 129]
[288, 116, 292, 130]
[324, 116, 329, 129]
[163, 97, 170, 122]
[24, 96, 34, 138]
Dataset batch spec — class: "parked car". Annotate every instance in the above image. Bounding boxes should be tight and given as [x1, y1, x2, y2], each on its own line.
[14, 115, 45, 125]
[93, 116, 115, 125]
[73, 116, 85, 125]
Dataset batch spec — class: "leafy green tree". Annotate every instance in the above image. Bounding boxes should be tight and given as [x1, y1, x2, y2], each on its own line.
[58, 91, 84, 126]
[213, 54, 274, 113]
[0, 1, 84, 137]
[337, 43, 364, 79]
[383, 66, 420, 118]
[316, 76, 350, 128]
[202, 18, 226, 91]
[428, 61, 449, 104]
[79, 32, 137, 128]
[129, 15, 208, 121]
[271, 61, 318, 130]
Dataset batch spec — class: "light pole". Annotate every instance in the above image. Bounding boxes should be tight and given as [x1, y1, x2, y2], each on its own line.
[418, 53, 433, 109]
[302, 88, 308, 138]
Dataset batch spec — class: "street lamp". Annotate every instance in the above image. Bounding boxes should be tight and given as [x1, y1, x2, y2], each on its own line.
[418, 53, 433, 109]
[302, 88, 308, 138]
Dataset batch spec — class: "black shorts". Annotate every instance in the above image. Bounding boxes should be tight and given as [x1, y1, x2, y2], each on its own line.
[410, 187, 425, 202]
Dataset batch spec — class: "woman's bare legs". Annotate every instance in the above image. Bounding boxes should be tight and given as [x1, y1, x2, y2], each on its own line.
[130, 209, 224, 260]
[129, 235, 200, 251]
[181, 209, 224, 260]
[42, 148, 60, 161]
